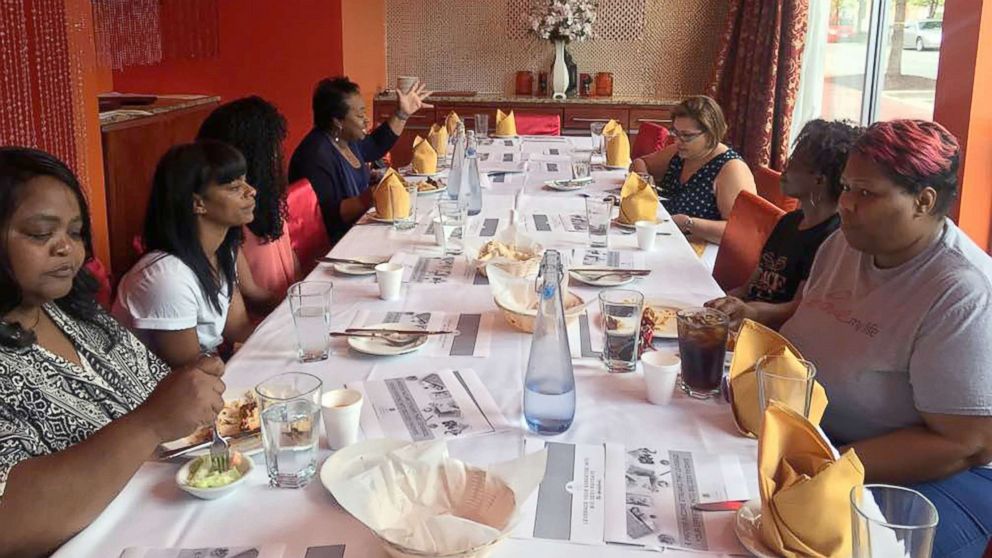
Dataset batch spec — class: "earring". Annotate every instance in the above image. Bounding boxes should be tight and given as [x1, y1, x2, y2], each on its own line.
[333, 125, 341, 143]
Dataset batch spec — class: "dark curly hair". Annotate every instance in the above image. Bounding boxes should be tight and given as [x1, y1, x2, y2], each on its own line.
[0, 147, 102, 347]
[312, 76, 360, 130]
[791, 119, 864, 201]
[197, 96, 289, 242]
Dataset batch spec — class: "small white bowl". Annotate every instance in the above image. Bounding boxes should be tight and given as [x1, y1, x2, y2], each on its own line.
[176, 451, 254, 500]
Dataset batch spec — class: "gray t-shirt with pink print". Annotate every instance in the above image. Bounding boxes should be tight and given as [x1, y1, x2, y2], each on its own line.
[780, 220, 992, 444]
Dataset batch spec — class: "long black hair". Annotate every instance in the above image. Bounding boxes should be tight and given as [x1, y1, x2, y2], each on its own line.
[197, 96, 289, 242]
[0, 147, 101, 346]
[143, 140, 246, 313]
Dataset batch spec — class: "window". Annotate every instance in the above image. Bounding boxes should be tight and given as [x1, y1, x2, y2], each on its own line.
[805, 0, 944, 127]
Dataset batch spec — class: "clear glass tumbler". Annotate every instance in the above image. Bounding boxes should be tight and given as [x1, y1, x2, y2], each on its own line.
[571, 151, 592, 180]
[392, 181, 419, 231]
[851, 484, 939, 558]
[288, 281, 332, 362]
[256, 372, 323, 488]
[436, 199, 467, 255]
[474, 113, 489, 139]
[599, 289, 644, 373]
[756, 354, 817, 420]
[590, 121, 606, 156]
[676, 308, 729, 399]
[585, 197, 612, 248]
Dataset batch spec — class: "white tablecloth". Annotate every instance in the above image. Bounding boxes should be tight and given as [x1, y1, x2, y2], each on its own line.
[55, 138, 751, 558]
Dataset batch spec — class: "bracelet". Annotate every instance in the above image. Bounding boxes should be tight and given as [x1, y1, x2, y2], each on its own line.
[682, 216, 694, 234]
[394, 109, 410, 121]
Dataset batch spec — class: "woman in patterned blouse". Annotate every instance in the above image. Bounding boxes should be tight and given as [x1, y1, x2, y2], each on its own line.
[0, 148, 225, 556]
[630, 96, 756, 244]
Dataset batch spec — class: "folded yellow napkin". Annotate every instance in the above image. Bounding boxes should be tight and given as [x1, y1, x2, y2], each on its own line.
[602, 119, 622, 136]
[412, 136, 438, 175]
[729, 319, 828, 437]
[604, 120, 631, 168]
[445, 111, 461, 136]
[758, 402, 865, 558]
[618, 172, 658, 224]
[688, 239, 708, 258]
[428, 124, 448, 157]
[495, 109, 517, 137]
[372, 168, 411, 220]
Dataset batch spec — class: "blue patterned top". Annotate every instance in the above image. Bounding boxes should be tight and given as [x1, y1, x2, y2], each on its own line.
[660, 149, 743, 220]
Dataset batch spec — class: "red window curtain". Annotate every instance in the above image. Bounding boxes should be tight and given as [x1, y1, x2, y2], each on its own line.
[707, 0, 809, 172]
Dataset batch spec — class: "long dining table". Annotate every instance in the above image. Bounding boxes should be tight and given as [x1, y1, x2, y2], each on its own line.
[55, 136, 756, 558]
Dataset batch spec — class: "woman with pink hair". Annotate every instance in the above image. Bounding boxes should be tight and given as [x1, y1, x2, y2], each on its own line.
[776, 119, 991, 557]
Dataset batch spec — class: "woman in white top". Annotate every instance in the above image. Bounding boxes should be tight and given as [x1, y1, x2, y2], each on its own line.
[114, 140, 256, 367]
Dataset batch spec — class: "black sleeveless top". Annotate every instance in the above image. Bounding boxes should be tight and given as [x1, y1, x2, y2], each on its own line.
[660, 148, 743, 220]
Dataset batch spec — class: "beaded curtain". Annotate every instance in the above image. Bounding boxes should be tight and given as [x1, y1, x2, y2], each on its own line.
[92, 0, 220, 70]
[0, 0, 89, 181]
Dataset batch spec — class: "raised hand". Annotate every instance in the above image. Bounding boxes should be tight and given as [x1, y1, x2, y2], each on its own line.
[397, 79, 434, 116]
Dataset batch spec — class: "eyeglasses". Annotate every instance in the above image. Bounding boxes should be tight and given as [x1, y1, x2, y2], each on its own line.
[668, 127, 705, 143]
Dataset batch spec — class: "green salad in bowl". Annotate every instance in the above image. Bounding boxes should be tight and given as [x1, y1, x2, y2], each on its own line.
[177, 451, 253, 499]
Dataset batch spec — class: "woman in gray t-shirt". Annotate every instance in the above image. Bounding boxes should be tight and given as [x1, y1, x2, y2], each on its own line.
[780, 120, 992, 558]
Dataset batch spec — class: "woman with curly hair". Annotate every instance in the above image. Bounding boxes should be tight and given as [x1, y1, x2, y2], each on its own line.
[706, 119, 862, 324]
[197, 96, 300, 313]
[777, 120, 992, 557]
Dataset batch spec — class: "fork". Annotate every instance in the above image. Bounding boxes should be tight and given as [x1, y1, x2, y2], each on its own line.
[209, 427, 229, 472]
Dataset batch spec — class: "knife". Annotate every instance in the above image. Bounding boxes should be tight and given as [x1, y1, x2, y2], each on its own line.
[692, 500, 748, 512]
[158, 428, 260, 461]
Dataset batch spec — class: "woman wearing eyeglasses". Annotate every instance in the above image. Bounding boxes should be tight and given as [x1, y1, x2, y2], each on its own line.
[630, 96, 756, 244]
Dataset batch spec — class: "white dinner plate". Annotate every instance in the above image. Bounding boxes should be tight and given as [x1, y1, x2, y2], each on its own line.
[368, 211, 404, 224]
[735, 499, 777, 558]
[568, 269, 635, 287]
[160, 393, 262, 458]
[490, 134, 519, 139]
[545, 177, 593, 191]
[416, 183, 447, 196]
[333, 262, 377, 276]
[611, 218, 637, 230]
[346, 323, 429, 356]
[644, 299, 693, 339]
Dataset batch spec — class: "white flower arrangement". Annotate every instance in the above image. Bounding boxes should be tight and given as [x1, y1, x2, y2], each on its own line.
[528, 0, 597, 42]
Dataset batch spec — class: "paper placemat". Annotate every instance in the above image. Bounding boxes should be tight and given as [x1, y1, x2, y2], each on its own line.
[351, 309, 494, 357]
[348, 369, 511, 442]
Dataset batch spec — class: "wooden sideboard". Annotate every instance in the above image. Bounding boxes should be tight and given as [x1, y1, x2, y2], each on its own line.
[373, 94, 679, 167]
[100, 95, 220, 277]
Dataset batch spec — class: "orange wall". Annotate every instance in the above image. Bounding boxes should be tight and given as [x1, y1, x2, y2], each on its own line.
[341, 0, 387, 111]
[111, 0, 345, 153]
[934, 0, 992, 251]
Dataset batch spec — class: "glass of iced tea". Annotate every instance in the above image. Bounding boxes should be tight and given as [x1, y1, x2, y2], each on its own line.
[676, 308, 729, 399]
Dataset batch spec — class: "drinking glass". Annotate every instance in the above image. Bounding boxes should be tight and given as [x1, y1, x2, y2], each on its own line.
[676, 307, 729, 399]
[256, 372, 323, 488]
[599, 289, 644, 373]
[288, 281, 332, 362]
[585, 197, 612, 248]
[590, 121, 606, 156]
[474, 113, 489, 139]
[636, 172, 655, 188]
[437, 199, 467, 255]
[756, 354, 817, 419]
[392, 181, 419, 231]
[851, 485, 939, 558]
[570, 151, 592, 180]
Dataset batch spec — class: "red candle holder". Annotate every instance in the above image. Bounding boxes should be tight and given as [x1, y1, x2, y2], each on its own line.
[595, 72, 614, 97]
[515, 71, 534, 96]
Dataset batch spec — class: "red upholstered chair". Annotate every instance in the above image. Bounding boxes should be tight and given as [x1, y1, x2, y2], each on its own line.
[631, 122, 670, 159]
[754, 165, 800, 212]
[286, 178, 331, 273]
[713, 190, 786, 292]
[983, 537, 992, 558]
[83, 258, 113, 310]
[514, 113, 561, 136]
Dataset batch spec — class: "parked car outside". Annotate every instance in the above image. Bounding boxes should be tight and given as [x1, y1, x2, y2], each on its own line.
[903, 19, 942, 51]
